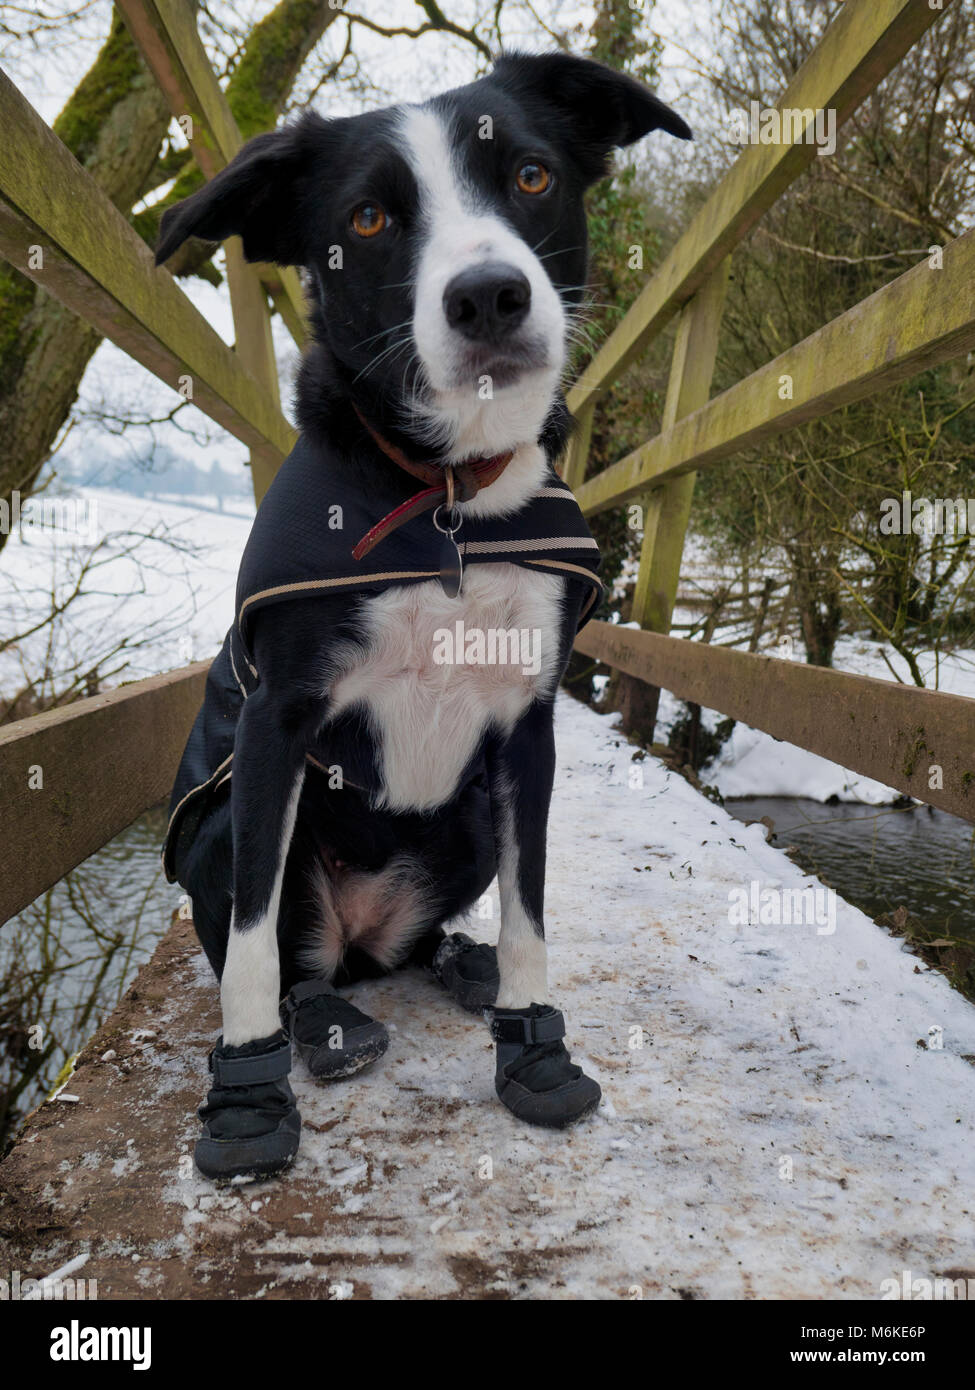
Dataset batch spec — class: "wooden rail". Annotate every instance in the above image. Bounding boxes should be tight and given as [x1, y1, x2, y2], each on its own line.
[0, 665, 209, 926]
[576, 623, 975, 822]
[575, 226, 975, 516]
[0, 71, 295, 464]
[116, 0, 309, 348]
[567, 0, 954, 418]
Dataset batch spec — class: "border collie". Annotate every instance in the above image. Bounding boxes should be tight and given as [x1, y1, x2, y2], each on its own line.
[156, 51, 690, 1181]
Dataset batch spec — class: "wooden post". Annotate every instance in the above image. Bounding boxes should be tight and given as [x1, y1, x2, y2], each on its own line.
[117, 0, 308, 347]
[561, 401, 595, 490]
[224, 236, 283, 504]
[0, 70, 294, 463]
[617, 259, 729, 741]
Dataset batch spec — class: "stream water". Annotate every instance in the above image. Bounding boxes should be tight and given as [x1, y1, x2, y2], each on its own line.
[725, 797, 975, 942]
[0, 804, 180, 1148]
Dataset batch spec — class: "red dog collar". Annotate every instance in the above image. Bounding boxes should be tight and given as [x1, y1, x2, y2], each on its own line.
[351, 408, 514, 561]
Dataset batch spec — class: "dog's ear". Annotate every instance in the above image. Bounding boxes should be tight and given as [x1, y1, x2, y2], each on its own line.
[493, 51, 690, 180]
[155, 114, 325, 268]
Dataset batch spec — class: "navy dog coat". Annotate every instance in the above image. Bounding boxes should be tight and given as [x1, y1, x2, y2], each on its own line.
[163, 432, 602, 885]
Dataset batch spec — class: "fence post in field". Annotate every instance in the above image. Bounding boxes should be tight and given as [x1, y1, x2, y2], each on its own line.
[618, 258, 729, 741]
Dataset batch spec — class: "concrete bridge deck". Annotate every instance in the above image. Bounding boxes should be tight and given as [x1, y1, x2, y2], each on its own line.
[2, 694, 974, 1300]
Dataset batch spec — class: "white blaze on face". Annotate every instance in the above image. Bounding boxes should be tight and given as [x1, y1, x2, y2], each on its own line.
[397, 104, 566, 460]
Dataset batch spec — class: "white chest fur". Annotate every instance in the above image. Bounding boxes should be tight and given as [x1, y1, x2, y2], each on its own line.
[328, 562, 565, 812]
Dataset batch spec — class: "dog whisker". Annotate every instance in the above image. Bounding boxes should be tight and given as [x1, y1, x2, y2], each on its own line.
[536, 245, 584, 261]
[351, 317, 415, 352]
[352, 332, 415, 383]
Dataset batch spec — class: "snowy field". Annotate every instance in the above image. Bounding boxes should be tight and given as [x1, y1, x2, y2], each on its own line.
[0, 487, 254, 692]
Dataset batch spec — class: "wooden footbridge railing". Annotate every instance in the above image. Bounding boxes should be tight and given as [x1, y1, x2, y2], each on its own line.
[1, 0, 974, 931]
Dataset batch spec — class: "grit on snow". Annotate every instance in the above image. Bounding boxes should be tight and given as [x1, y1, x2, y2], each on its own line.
[6, 692, 975, 1299]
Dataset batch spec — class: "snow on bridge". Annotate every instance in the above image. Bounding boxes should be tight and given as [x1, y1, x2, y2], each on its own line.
[2, 692, 974, 1299]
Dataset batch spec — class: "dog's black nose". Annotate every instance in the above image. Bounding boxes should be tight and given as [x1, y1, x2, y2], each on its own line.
[443, 263, 531, 342]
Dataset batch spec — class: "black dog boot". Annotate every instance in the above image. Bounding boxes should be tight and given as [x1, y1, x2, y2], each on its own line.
[491, 1004, 601, 1128]
[431, 932, 500, 1013]
[195, 1029, 300, 1182]
[281, 978, 389, 1080]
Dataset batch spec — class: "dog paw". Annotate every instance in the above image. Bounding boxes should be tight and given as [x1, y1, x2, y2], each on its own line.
[431, 932, 500, 1013]
[281, 980, 389, 1080]
[491, 1003, 601, 1128]
[195, 1029, 300, 1182]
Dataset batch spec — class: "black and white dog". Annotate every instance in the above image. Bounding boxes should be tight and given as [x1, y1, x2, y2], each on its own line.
[157, 52, 689, 1181]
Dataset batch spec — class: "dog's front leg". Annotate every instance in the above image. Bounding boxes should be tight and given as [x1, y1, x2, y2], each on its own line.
[222, 686, 306, 1044]
[485, 701, 601, 1129]
[221, 695, 304, 1045]
[195, 685, 306, 1181]
[487, 699, 553, 1009]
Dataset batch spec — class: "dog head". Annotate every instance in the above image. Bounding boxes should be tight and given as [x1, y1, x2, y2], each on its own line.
[156, 52, 689, 464]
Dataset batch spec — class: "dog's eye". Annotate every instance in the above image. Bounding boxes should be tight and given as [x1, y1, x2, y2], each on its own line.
[351, 203, 387, 238]
[516, 162, 551, 195]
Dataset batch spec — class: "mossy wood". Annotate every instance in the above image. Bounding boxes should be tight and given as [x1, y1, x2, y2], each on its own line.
[0, 72, 295, 460]
[574, 226, 975, 518]
[617, 260, 729, 738]
[0, 665, 210, 927]
[116, 0, 309, 347]
[576, 621, 975, 823]
[566, 0, 955, 418]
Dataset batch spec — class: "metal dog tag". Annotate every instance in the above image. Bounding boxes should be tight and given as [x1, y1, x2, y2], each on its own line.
[433, 472, 464, 598]
[438, 533, 463, 598]
[435, 510, 463, 598]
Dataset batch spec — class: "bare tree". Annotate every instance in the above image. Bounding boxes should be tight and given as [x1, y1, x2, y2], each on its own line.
[688, 0, 975, 672]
